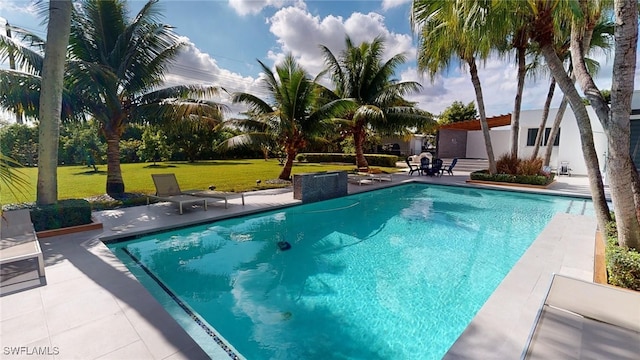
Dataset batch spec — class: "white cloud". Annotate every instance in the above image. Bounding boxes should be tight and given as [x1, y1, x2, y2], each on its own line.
[227, 0, 303, 16]
[381, 0, 412, 11]
[164, 38, 262, 117]
[267, 6, 414, 78]
[0, 1, 39, 16]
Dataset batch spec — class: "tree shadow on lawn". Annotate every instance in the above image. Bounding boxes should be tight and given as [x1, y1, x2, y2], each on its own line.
[171, 160, 253, 166]
[73, 169, 107, 175]
[142, 164, 177, 169]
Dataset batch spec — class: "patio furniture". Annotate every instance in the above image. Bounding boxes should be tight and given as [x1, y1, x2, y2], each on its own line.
[347, 174, 374, 185]
[182, 190, 245, 209]
[521, 274, 640, 359]
[406, 157, 421, 176]
[558, 161, 572, 176]
[419, 157, 430, 175]
[441, 158, 458, 176]
[148, 174, 209, 215]
[426, 158, 443, 176]
[0, 209, 46, 278]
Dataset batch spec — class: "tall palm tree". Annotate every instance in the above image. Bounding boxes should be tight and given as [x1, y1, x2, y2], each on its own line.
[320, 36, 432, 169]
[528, 0, 615, 241]
[228, 54, 352, 180]
[412, 0, 499, 174]
[37, 0, 72, 206]
[567, 0, 640, 249]
[0, 0, 223, 196]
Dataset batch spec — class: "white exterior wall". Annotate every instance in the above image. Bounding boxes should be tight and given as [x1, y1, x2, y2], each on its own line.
[463, 107, 607, 176]
[516, 107, 606, 176]
[466, 129, 510, 159]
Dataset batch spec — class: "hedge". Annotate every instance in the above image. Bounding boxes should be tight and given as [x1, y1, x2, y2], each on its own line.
[30, 199, 93, 232]
[295, 153, 399, 167]
[605, 221, 640, 291]
[469, 170, 555, 186]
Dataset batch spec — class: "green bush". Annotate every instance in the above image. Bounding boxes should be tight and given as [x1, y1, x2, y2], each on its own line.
[30, 199, 92, 231]
[296, 153, 399, 167]
[605, 220, 640, 290]
[469, 170, 555, 186]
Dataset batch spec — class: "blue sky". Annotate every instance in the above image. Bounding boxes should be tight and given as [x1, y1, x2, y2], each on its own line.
[0, 0, 629, 118]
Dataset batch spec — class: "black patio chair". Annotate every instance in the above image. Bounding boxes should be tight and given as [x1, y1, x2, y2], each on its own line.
[441, 158, 458, 176]
[426, 158, 443, 176]
[405, 157, 420, 176]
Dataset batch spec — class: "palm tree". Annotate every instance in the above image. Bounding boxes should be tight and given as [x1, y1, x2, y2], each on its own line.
[412, 0, 499, 174]
[320, 35, 432, 169]
[0, 0, 223, 196]
[37, 0, 72, 205]
[67, 0, 223, 195]
[567, 0, 640, 249]
[530, 19, 613, 163]
[228, 54, 352, 180]
[528, 0, 616, 242]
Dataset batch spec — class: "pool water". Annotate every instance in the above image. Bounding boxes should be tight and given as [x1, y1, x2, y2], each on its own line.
[108, 184, 592, 359]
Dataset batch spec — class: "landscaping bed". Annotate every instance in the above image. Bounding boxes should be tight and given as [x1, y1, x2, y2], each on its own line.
[469, 170, 555, 187]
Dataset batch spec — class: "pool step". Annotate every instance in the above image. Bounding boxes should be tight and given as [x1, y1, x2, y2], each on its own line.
[566, 200, 589, 215]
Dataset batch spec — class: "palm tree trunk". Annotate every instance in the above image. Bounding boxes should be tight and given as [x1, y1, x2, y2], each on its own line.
[36, 0, 72, 206]
[105, 131, 125, 195]
[279, 147, 296, 181]
[532, 78, 556, 159]
[594, 0, 640, 249]
[354, 125, 368, 169]
[467, 57, 496, 174]
[543, 95, 568, 167]
[510, 45, 526, 157]
[539, 42, 610, 233]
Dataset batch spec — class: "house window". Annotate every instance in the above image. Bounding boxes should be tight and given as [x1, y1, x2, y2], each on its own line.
[526, 128, 560, 146]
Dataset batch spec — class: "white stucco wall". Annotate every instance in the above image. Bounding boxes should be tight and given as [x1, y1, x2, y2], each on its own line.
[466, 129, 510, 159]
[463, 107, 607, 176]
[516, 107, 606, 176]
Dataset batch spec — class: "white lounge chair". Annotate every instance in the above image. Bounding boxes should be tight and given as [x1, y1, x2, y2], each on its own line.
[148, 174, 209, 215]
[0, 209, 45, 278]
[181, 190, 245, 209]
[521, 274, 640, 359]
[347, 174, 373, 185]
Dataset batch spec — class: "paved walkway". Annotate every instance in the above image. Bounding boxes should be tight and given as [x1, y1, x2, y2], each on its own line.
[0, 171, 602, 359]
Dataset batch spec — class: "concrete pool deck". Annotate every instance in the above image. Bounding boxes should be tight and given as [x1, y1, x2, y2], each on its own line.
[1, 171, 607, 359]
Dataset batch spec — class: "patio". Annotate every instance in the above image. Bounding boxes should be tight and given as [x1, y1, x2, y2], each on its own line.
[0, 171, 607, 359]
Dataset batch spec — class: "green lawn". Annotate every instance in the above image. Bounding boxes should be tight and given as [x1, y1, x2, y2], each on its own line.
[2, 159, 398, 205]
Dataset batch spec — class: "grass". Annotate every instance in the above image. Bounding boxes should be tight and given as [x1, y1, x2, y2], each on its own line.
[1, 159, 398, 206]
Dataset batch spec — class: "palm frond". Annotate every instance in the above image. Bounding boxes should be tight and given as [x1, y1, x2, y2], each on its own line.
[0, 32, 45, 74]
[0, 154, 31, 203]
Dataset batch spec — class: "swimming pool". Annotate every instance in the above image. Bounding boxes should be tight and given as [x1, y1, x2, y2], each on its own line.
[108, 183, 592, 359]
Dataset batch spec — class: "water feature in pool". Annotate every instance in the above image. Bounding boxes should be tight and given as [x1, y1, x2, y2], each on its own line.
[108, 183, 592, 359]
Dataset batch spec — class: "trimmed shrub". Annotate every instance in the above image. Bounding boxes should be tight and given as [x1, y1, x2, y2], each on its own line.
[469, 170, 555, 186]
[30, 199, 92, 231]
[605, 220, 640, 291]
[297, 153, 399, 167]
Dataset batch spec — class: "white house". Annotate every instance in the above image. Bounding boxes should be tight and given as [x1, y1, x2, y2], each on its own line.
[437, 90, 640, 176]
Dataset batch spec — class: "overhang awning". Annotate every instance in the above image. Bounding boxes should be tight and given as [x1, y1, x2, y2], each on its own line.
[439, 114, 512, 131]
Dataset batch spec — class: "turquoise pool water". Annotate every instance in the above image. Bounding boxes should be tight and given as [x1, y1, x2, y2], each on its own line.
[108, 184, 592, 359]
